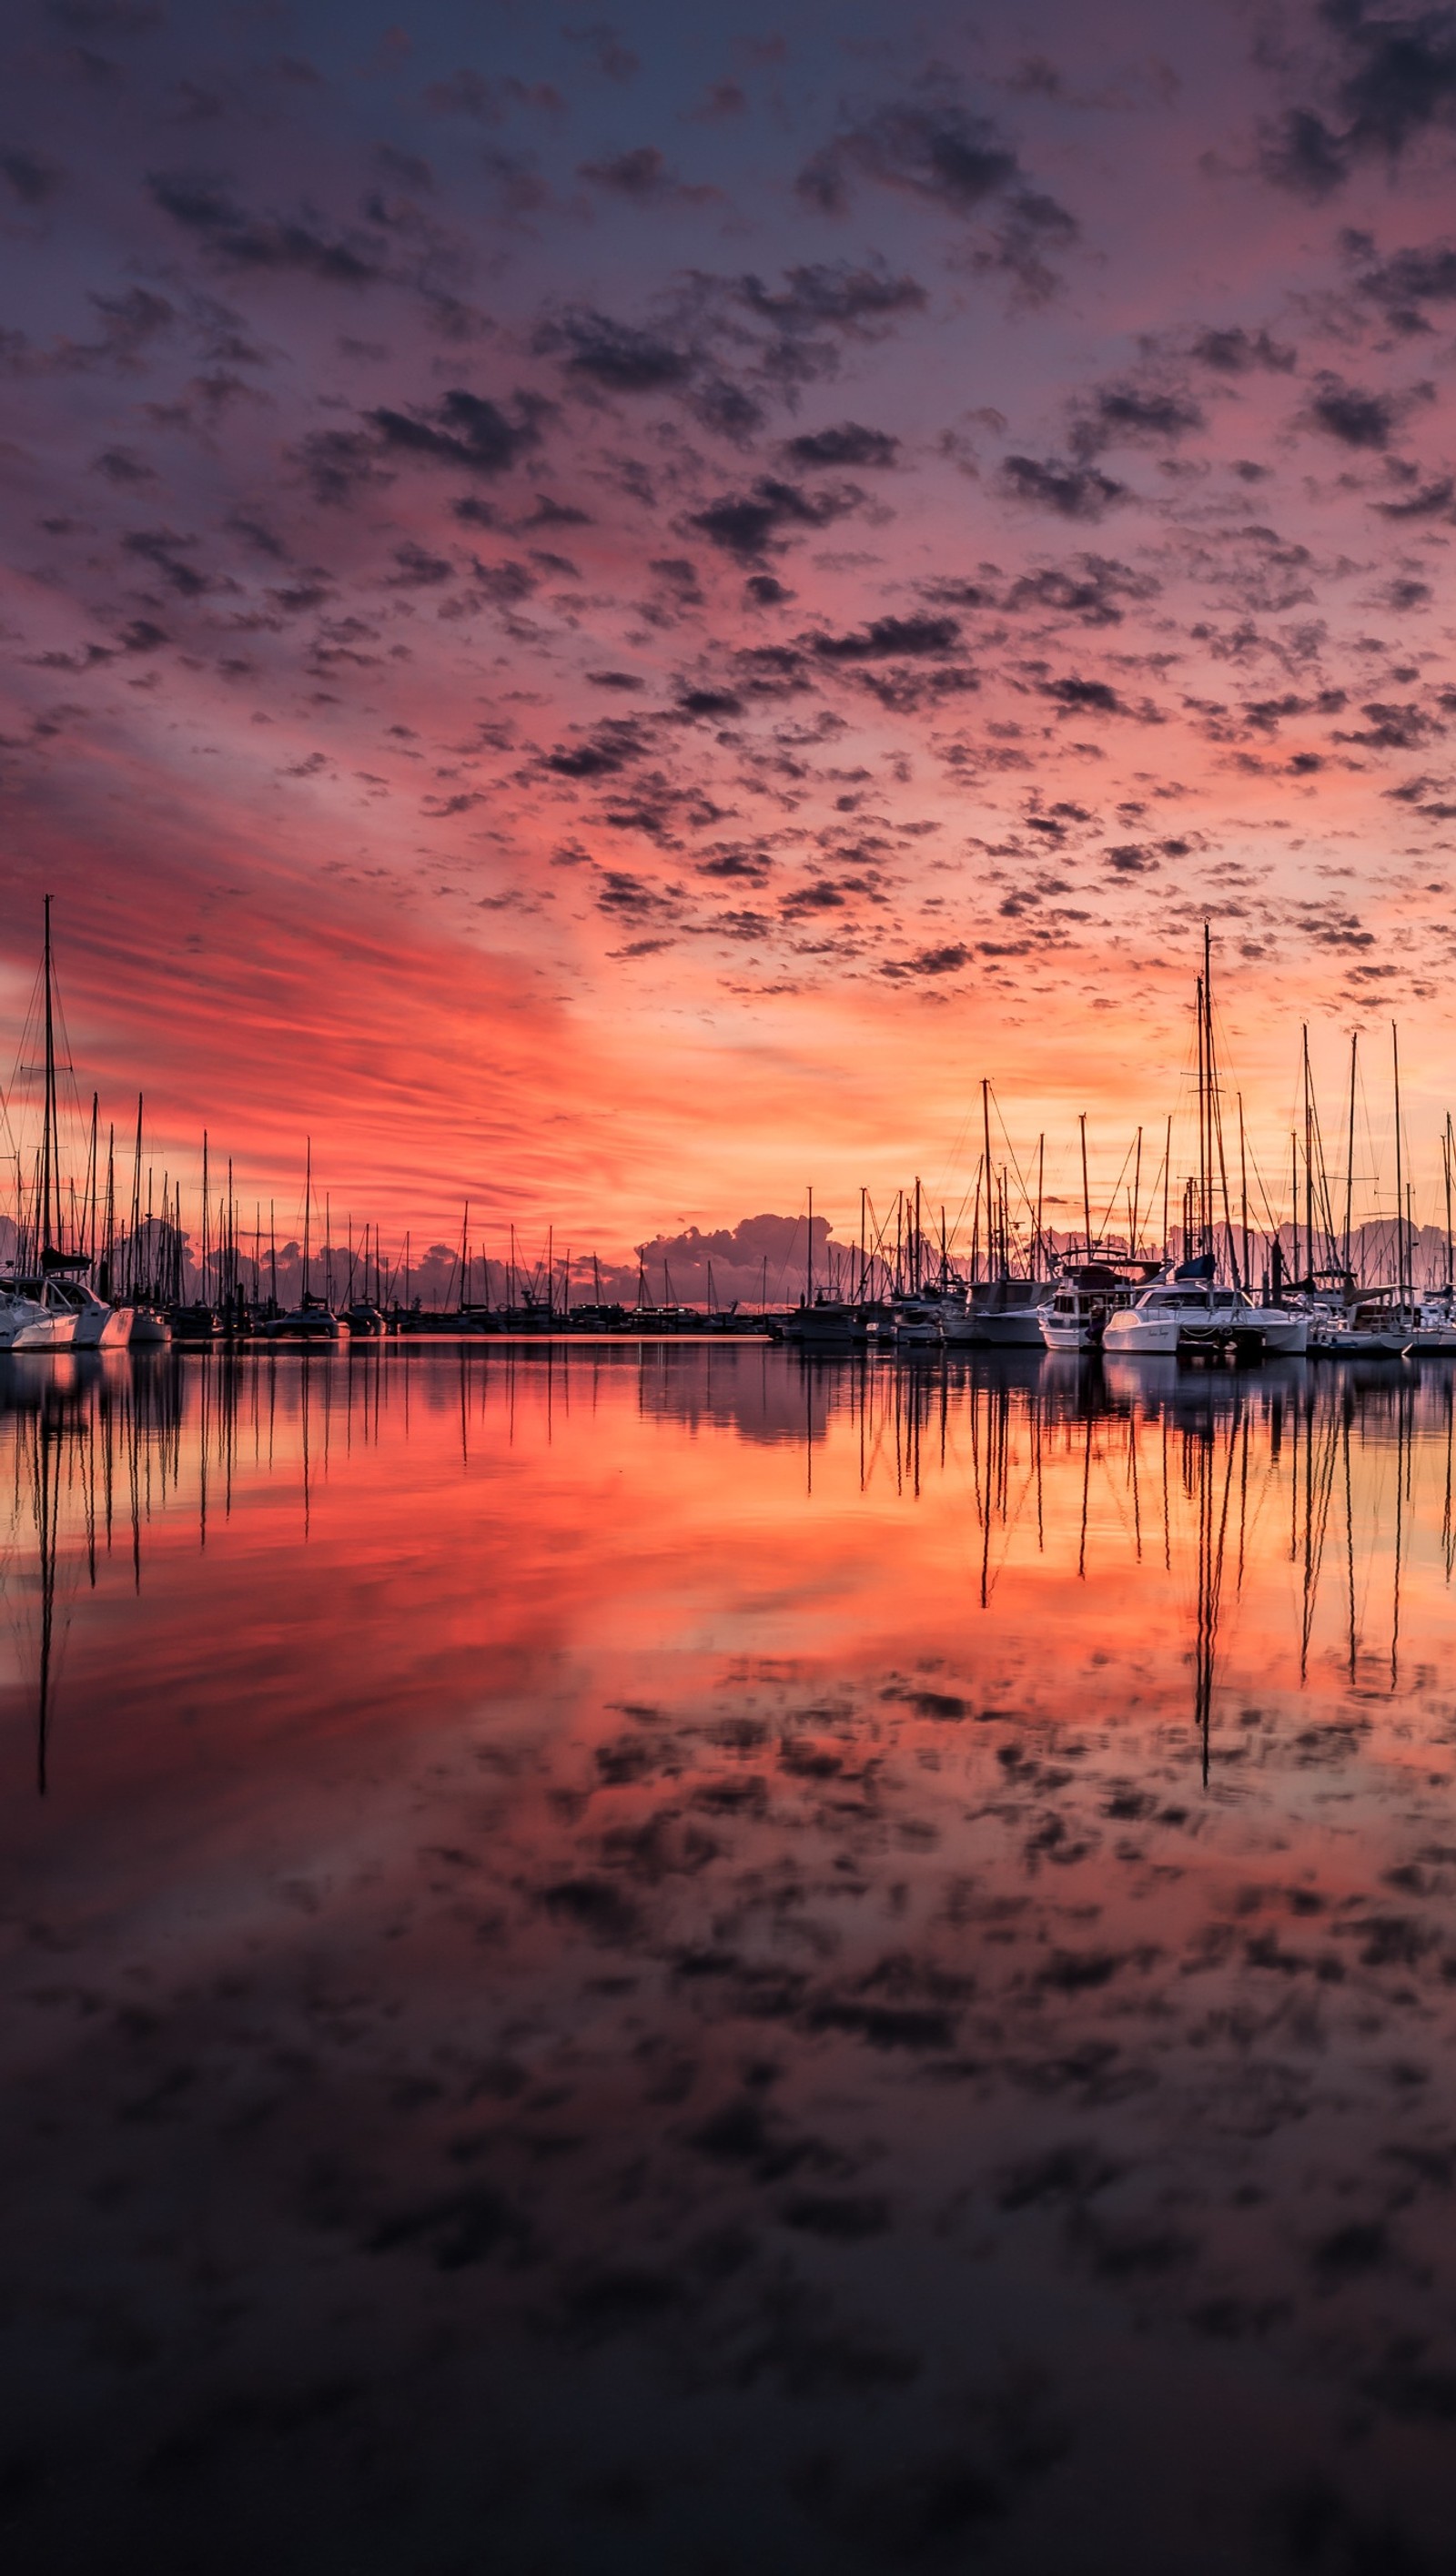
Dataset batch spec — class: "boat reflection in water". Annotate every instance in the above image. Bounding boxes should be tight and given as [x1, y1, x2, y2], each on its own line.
[4, 1342, 1456, 2575]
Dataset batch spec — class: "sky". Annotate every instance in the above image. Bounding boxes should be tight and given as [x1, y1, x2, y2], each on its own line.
[5, 0, 1456, 1258]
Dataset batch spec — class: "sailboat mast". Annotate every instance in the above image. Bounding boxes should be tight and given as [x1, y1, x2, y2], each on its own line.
[1392, 1024, 1404, 1302]
[86, 1094, 98, 1267]
[1344, 1032, 1357, 1276]
[303, 1138, 311, 1301]
[981, 1079, 993, 1281]
[1302, 1028, 1315, 1286]
[1036, 1134, 1045, 1277]
[40, 895, 57, 1257]
[806, 1186, 814, 1306]
[1079, 1114, 1091, 1258]
[1432, 1112, 1442, 1298]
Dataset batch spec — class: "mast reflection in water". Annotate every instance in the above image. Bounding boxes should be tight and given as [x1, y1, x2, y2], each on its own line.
[4, 1343, 1456, 2574]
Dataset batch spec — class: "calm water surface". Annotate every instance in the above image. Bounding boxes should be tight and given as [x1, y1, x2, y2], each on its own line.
[5, 1343, 1456, 2574]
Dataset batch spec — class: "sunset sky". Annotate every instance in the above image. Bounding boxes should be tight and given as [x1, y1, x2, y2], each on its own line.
[5, 0, 1456, 1255]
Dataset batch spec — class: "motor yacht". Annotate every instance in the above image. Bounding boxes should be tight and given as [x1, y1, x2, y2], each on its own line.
[0, 1276, 80, 1352]
[962, 1276, 1055, 1348]
[1104, 1277, 1309, 1359]
[62, 1278, 133, 1349]
[1038, 1264, 1142, 1352]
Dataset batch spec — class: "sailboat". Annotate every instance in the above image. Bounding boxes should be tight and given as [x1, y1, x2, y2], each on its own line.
[1104, 933, 1307, 1359]
[259, 1141, 348, 1342]
[2, 901, 104, 1354]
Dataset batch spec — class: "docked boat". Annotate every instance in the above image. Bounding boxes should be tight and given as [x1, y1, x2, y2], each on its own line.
[125, 1304, 171, 1347]
[0, 1278, 79, 1352]
[1104, 1274, 1309, 1359]
[781, 1296, 870, 1349]
[260, 1296, 347, 1344]
[63, 1278, 133, 1349]
[961, 1276, 1055, 1348]
[1039, 1264, 1141, 1352]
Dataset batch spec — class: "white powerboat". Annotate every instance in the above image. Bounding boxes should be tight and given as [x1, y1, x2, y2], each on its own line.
[63, 1278, 133, 1348]
[962, 1278, 1057, 1348]
[0, 1277, 80, 1352]
[1039, 1265, 1143, 1352]
[125, 1304, 171, 1347]
[1104, 1280, 1308, 1359]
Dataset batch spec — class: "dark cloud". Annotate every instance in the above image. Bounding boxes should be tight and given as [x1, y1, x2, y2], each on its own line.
[1259, 4, 1456, 197]
[578, 146, 717, 205]
[881, 944, 970, 977]
[1303, 372, 1403, 449]
[1372, 473, 1455, 516]
[542, 719, 650, 779]
[688, 80, 747, 124]
[800, 100, 1016, 214]
[2, 147, 62, 205]
[564, 21, 641, 84]
[147, 172, 385, 283]
[1042, 675, 1128, 716]
[998, 455, 1127, 519]
[1189, 325, 1297, 373]
[690, 476, 862, 562]
[93, 444, 155, 483]
[421, 69, 562, 122]
[677, 687, 744, 718]
[1002, 556, 1159, 626]
[811, 614, 961, 662]
[1353, 235, 1456, 329]
[736, 262, 927, 332]
[370, 389, 545, 477]
[121, 527, 209, 596]
[290, 426, 392, 505]
[1070, 381, 1204, 457]
[795, 97, 1077, 298]
[1334, 699, 1444, 750]
[784, 422, 900, 470]
[539, 308, 695, 391]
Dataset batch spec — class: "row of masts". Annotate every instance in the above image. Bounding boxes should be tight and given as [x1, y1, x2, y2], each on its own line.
[6, 907, 1456, 1317]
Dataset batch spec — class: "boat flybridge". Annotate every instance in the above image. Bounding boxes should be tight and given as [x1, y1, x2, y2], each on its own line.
[1039, 1261, 1158, 1353]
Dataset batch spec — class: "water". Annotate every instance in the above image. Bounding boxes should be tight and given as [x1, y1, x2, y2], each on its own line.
[4, 1343, 1456, 2574]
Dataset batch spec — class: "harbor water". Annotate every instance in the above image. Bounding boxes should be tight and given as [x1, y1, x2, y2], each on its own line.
[4, 1342, 1456, 2573]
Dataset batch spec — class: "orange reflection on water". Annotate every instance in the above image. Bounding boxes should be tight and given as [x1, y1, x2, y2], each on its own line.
[4, 1344, 1456, 2573]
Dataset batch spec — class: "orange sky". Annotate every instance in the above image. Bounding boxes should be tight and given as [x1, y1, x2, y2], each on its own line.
[5, 1, 1456, 1258]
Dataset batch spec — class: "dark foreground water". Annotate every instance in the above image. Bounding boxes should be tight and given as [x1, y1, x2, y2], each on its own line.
[4, 1343, 1456, 2576]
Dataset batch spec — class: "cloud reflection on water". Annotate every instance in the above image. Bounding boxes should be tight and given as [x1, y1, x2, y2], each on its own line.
[3, 1345, 1456, 2572]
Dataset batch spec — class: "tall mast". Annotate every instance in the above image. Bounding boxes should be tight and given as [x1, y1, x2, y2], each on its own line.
[130, 1096, 143, 1299]
[982, 1079, 993, 1281]
[1036, 1133, 1045, 1277]
[1344, 1032, 1357, 1276]
[86, 1094, 98, 1267]
[1195, 922, 1210, 1251]
[1432, 1112, 1442, 1298]
[805, 1185, 813, 1306]
[1446, 1112, 1454, 1295]
[1079, 1114, 1092, 1257]
[1302, 1027, 1314, 1281]
[303, 1138, 311, 1300]
[40, 895, 57, 1257]
[1392, 1024, 1404, 1301]
[1239, 1093, 1249, 1292]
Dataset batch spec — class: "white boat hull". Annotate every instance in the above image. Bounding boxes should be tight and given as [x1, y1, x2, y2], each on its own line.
[0, 1301, 78, 1352]
[74, 1302, 133, 1349]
